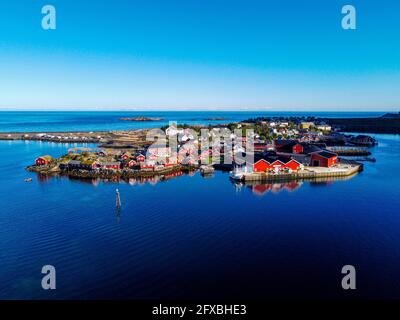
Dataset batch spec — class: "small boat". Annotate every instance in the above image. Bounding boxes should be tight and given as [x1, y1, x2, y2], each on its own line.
[24, 178, 33, 182]
[229, 165, 249, 181]
[229, 170, 244, 180]
[200, 165, 215, 175]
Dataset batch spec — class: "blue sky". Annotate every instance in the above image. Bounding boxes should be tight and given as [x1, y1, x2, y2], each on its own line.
[0, 0, 399, 111]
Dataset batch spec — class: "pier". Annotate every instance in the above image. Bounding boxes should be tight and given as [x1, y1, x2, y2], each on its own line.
[327, 147, 371, 156]
[241, 163, 362, 182]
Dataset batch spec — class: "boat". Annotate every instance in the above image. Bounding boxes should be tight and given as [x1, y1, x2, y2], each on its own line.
[200, 165, 215, 175]
[229, 165, 249, 181]
[24, 178, 32, 182]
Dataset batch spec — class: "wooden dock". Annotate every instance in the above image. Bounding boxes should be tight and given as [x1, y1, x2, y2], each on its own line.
[327, 147, 371, 156]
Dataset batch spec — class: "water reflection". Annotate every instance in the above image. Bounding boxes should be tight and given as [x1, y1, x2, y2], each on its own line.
[234, 172, 359, 196]
[115, 207, 121, 224]
[36, 169, 197, 186]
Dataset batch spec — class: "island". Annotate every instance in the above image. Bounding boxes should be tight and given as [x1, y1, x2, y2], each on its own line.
[204, 117, 229, 121]
[22, 116, 377, 183]
[120, 117, 164, 121]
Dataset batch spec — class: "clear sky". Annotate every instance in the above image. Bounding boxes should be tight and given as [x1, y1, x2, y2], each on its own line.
[0, 0, 399, 111]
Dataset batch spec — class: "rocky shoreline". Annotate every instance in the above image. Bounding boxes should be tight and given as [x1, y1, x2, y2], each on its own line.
[26, 163, 198, 180]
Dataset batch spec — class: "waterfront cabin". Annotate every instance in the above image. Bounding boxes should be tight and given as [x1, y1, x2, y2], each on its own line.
[97, 162, 121, 170]
[253, 156, 302, 173]
[120, 152, 131, 160]
[35, 155, 52, 166]
[253, 159, 271, 173]
[274, 140, 323, 155]
[127, 159, 137, 167]
[310, 151, 338, 167]
[135, 153, 146, 162]
[140, 162, 155, 171]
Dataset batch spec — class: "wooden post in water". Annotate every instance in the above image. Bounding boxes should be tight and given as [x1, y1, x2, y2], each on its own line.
[116, 188, 121, 208]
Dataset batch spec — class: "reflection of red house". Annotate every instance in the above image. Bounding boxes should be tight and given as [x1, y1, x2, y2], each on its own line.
[120, 153, 130, 160]
[253, 184, 272, 196]
[35, 155, 52, 166]
[252, 181, 302, 196]
[284, 181, 301, 192]
[310, 151, 338, 167]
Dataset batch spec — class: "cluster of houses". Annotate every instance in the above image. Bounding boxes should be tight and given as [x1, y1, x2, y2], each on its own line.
[251, 139, 339, 174]
[35, 136, 340, 175]
[247, 119, 332, 139]
[28, 133, 103, 142]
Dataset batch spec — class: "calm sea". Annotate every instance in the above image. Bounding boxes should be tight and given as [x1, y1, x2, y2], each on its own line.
[0, 110, 386, 132]
[0, 112, 399, 299]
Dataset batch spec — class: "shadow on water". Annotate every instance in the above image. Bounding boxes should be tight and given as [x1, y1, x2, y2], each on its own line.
[232, 172, 360, 196]
[35, 169, 198, 187]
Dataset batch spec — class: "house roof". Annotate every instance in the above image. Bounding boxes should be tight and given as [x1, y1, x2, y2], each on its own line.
[254, 154, 301, 165]
[313, 151, 338, 159]
[38, 155, 52, 161]
[302, 144, 322, 154]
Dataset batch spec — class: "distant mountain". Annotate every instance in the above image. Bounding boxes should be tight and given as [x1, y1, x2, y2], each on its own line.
[381, 112, 400, 118]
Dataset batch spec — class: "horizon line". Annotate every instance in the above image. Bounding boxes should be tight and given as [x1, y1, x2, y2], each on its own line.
[0, 107, 396, 113]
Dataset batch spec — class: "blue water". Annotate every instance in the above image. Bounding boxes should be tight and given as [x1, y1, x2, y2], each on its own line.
[0, 111, 386, 132]
[0, 113, 400, 299]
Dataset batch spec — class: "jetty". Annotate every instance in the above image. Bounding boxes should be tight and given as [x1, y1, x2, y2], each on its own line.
[233, 162, 362, 182]
[326, 147, 371, 156]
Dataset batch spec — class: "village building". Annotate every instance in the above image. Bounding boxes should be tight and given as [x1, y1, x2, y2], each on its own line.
[299, 122, 315, 130]
[310, 151, 338, 167]
[146, 144, 171, 158]
[35, 155, 52, 166]
[97, 162, 121, 170]
[274, 140, 323, 155]
[119, 152, 131, 160]
[135, 153, 146, 162]
[252, 155, 303, 173]
[316, 124, 332, 132]
[127, 159, 137, 167]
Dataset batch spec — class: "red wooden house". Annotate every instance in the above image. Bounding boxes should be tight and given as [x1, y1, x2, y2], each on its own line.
[253, 157, 302, 173]
[310, 151, 338, 167]
[253, 159, 270, 172]
[97, 162, 121, 170]
[135, 154, 145, 162]
[292, 143, 304, 154]
[120, 153, 131, 160]
[140, 163, 155, 171]
[35, 155, 52, 166]
[127, 159, 137, 167]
